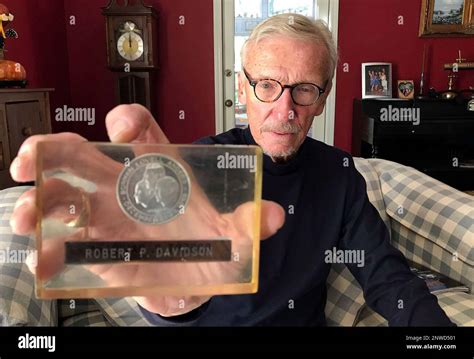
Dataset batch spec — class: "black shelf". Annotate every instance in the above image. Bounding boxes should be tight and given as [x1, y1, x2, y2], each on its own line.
[352, 99, 474, 191]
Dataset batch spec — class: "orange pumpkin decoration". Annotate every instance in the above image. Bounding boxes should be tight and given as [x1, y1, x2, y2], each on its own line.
[0, 60, 26, 80]
[0, 4, 26, 83]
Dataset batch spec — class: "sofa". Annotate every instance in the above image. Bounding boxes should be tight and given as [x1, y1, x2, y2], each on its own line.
[0, 157, 472, 326]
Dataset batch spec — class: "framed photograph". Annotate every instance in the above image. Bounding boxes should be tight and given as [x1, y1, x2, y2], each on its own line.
[398, 80, 415, 99]
[419, 0, 474, 37]
[362, 63, 392, 99]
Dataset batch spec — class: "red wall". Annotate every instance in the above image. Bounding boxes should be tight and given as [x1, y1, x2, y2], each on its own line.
[336, 0, 474, 152]
[6, 0, 474, 149]
[62, 0, 215, 142]
[62, 0, 115, 139]
[5, 0, 215, 143]
[3, 0, 71, 133]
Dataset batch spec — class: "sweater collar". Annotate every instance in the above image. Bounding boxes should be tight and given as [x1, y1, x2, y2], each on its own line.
[243, 127, 308, 176]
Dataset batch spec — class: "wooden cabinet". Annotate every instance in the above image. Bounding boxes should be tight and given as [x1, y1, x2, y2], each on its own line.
[0, 89, 53, 190]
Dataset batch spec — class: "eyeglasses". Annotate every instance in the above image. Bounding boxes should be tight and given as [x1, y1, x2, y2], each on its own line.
[243, 68, 326, 106]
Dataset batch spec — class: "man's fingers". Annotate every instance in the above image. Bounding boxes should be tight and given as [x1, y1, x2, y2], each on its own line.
[106, 104, 169, 144]
[25, 251, 38, 275]
[39, 141, 123, 185]
[11, 186, 67, 279]
[10, 188, 37, 235]
[35, 236, 66, 281]
[260, 200, 285, 240]
[133, 296, 211, 317]
[10, 132, 86, 183]
[39, 178, 89, 224]
[230, 200, 285, 241]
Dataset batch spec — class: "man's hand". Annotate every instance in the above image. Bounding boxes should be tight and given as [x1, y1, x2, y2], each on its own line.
[9, 104, 285, 317]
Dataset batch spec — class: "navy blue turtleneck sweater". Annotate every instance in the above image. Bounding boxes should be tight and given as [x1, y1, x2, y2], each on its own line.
[139, 127, 454, 326]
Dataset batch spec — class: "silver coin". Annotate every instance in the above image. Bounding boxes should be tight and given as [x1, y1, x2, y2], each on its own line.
[116, 153, 191, 225]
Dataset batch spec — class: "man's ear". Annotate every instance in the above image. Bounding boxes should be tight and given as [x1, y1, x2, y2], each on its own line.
[238, 71, 247, 105]
[313, 81, 332, 116]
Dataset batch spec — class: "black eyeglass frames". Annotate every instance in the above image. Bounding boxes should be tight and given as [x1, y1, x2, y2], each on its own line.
[243, 68, 326, 106]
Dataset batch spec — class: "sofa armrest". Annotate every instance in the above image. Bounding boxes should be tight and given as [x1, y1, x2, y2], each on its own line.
[0, 186, 58, 326]
[369, 159, 474, 292]
[356, 291, 474, 327]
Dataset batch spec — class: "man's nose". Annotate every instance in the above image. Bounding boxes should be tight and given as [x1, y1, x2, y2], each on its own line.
[274, 88, 295, 121]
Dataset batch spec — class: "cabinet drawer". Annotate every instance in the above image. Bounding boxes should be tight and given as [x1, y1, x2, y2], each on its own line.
[6, 101, 43, 158]
[0, 89, 54, 190]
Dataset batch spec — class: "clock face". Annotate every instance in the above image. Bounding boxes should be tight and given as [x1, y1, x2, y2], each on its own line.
[117, 23, 144, 61]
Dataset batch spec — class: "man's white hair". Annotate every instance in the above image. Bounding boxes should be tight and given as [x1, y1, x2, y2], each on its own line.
[241, 13, 338, 86]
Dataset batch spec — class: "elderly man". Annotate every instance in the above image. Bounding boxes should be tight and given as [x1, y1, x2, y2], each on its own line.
[10, 14, 453, 326]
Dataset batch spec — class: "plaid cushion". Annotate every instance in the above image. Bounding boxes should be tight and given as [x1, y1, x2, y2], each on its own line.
[58, 299, 109, 326]
[354, 158, 391, 230]
[356, 291, 474, 327]
[392, 222, 473, 293]
[94, 298, 152, 326]
[437, 291, 474, 326]
[62, 310, 112, 326]
[59, 298, 148, 327]
[370, 159, 474, 291]
[325, 263, 365, 326]
[355, 305, 386, 327]
[0, 186, 57, 326]
[57, 296, 151, 327]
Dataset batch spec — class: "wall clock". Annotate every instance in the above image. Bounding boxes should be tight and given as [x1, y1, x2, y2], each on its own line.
[102, 0, 158, 115]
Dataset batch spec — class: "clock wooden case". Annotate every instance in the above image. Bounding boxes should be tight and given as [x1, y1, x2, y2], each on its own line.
[102, 0, 158, 114]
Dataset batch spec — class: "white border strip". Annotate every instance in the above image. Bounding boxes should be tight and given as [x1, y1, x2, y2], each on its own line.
[324, 0, 339, 145]
[213, 0, 224, 135]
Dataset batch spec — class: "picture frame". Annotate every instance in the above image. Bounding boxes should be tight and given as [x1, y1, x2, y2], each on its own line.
[361, 63, 392, 99]
[397, 80, 415, 99]
[419, 0, 474, 37]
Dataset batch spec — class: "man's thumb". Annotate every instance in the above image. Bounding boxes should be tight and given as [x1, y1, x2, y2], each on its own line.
[105, 104, 169, 144]
[260, 200, 285, 240]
